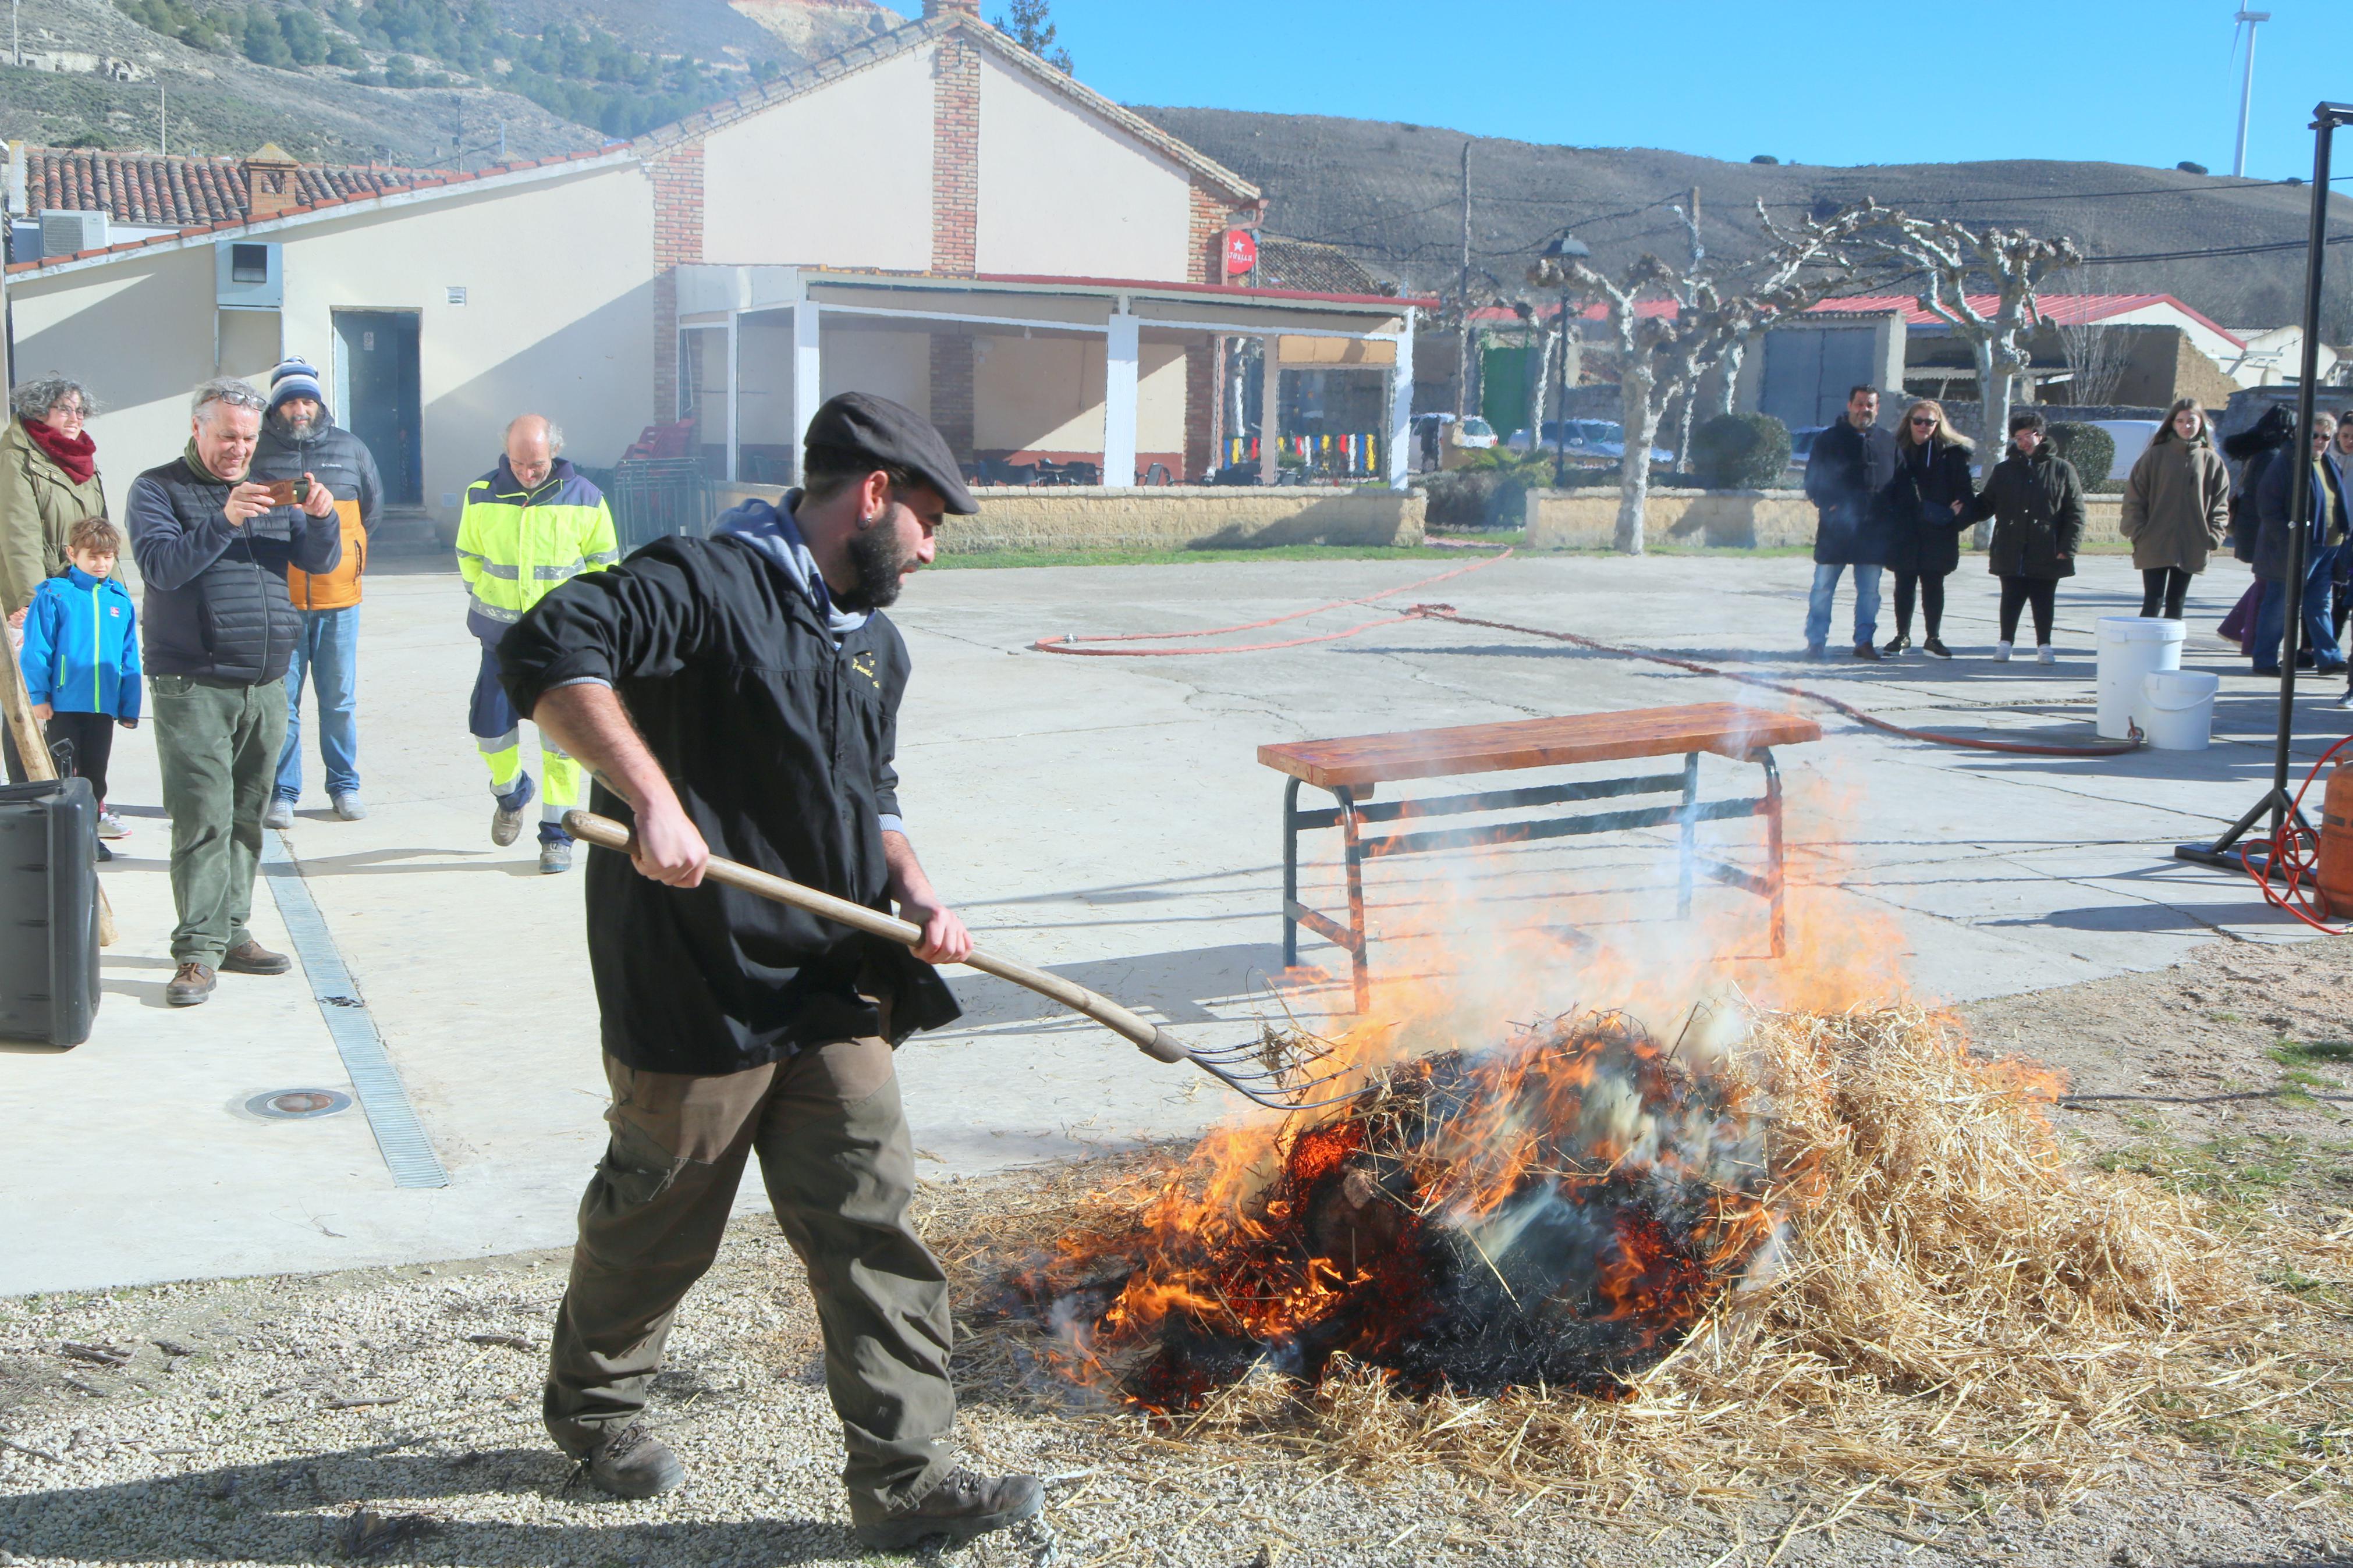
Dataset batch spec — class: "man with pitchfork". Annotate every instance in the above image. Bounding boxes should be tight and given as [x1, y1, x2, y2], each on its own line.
[497, 393, 1042, 1552]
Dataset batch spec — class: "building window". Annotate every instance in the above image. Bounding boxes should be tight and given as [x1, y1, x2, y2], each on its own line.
[229, 243, 269, 284]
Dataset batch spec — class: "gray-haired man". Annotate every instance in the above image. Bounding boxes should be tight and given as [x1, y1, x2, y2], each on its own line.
[125, 378, 342, 1007]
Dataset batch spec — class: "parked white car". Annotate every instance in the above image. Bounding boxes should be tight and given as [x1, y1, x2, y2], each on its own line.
[2086, 419, 2162, 482]
[1411, 413, 1498, 451]
[1505, 418, 1673, 465]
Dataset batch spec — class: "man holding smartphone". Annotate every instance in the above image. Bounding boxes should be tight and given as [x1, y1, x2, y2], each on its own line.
[125, 378, 341, 1008]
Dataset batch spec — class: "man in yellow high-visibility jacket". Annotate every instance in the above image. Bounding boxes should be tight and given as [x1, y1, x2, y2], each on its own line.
[455, 414, 619, 873]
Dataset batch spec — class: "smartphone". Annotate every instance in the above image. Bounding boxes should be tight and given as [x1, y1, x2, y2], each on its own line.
[261, 477, 313, 507]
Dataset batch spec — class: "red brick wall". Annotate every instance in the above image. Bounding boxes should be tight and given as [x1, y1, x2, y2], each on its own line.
[931, 333, 975, 462]
[931, 34, 979, 277]
[1186, 185, 1257, 478]
[647, 144, 706, 426]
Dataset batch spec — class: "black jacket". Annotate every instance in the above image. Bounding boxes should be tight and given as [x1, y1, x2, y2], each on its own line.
[498, 524, 961, 1075]
[2255, 448, 2348, 583]
[2224, 408, 2295, 562]
[125, 454, 343, 683]
[1879, 437, 1976, 577]
[1802, 419, 1898, 566]
[1968, 445, 2084, 581]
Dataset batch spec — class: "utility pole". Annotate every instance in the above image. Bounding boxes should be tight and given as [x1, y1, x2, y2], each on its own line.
[159, 86, 167, 155]
[2235, 10, 2271, 179]
[1455, 138, 1471, 421]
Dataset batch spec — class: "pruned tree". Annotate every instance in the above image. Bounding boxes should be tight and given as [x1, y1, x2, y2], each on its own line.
[1863, 217, 2082, 447]
[993, 0, 1072, 72]
[2050, 290, 2132, 408]
[1529, 199, 1885, 554]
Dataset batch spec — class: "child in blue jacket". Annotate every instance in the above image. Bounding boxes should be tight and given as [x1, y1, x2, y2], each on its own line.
[21, 516, 139, 847]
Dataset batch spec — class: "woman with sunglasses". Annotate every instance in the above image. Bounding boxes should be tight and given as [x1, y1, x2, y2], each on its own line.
[2120, 397, 2230, 620]
[1879, 399, 1975, 657]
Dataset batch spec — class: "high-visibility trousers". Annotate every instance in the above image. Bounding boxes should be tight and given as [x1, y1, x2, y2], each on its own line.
[469, 641, 580, 823]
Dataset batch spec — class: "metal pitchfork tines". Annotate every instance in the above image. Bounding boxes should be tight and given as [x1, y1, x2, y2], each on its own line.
[563, 811, 1359, 1111]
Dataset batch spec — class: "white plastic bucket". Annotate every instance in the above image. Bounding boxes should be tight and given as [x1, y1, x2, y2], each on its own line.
[2141, 670, 2219, 751]
[2095, 617, 2186, 739]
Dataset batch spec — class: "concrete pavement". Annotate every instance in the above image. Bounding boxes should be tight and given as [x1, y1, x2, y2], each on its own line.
[2, 548, 2333, 1293]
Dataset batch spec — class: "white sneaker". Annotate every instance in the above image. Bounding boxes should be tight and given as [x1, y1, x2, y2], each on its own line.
[262, 798, 294, 830]
[1994, 642, 2013, 662]
[2335, 692, 2353, 711]
[94, 807, 127, 840]
[2036, 645, 2056, 665]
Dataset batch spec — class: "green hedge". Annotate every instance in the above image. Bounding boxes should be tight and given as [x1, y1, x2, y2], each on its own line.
[1691, 413, 1791, 490]
[2046, 422, 2116, 486]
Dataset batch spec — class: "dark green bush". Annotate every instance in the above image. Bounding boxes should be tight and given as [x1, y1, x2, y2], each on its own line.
[2046, 421, 2116, 485]
[1420, 453, 1557, 528]
[1690, 413, 1791, 490]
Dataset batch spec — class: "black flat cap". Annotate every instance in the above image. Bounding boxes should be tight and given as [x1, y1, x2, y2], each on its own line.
[803, 391, 978, 515]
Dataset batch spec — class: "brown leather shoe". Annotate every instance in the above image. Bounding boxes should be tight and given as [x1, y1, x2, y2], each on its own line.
[219, 941, 292, 976]
[166, 963, 217, 1007]
[851, 1467, 1044, 1551]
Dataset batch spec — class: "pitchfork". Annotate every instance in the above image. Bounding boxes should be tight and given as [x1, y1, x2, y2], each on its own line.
[563, 810, 1357, 1111]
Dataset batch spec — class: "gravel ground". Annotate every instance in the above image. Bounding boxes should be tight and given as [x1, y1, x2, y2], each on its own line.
[3, 947, 2351, 1568]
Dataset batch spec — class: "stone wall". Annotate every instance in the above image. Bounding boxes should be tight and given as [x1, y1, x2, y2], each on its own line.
[1524, 488, 2127, 549]
[712, 483, 1425, 552]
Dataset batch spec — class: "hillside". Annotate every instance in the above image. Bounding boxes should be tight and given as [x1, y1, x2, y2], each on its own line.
[1134, 105, 2353, 336]
[0, 0, 892, 166]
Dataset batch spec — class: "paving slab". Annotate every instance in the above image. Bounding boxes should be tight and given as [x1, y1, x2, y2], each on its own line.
[1, 548, 2338, 1295]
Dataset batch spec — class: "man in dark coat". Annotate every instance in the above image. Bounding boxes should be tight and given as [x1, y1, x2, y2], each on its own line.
[497, 393, 1044, 1552]
[126, 377, 342, 1009]
[1801, 385, 1898, 659]
[2252, 414, 2348, 677]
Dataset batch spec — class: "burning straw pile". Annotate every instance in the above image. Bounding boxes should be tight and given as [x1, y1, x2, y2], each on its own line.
[950, 1002, 2337, 1506]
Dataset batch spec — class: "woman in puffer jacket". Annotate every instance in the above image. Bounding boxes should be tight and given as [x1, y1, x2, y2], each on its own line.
[1964, 409, 2085, 664]
[2120, 397, 2231, 619]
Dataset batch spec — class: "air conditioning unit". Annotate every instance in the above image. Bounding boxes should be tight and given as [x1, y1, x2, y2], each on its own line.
[38, 209, 108, 258]
[215, 240, 283, 310]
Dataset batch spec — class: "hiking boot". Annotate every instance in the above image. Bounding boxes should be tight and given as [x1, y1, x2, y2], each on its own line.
[332, 791, 367, 822]
[94, 808, 127, 840]
[1880, 632, 1910, 655]
[492, 775, 536, 847]
[851, 1467, 1045, 1552]
[1922, 637, 1953, 659]
[539, 837, 574, 875]
[1852, 643, 1882, 661]
[220, 940, 292, 976]
[571, 1423, 684, 1499]
[262, 798, 294, 830]
[1804, 643, 1827, 660]
[166, 963, 216, 1007]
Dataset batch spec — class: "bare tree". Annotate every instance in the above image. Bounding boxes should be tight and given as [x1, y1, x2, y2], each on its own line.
[2052, 303, 2132, 407]
[1863, 217, 2082, 450]
[1530, 200, 1883, 554]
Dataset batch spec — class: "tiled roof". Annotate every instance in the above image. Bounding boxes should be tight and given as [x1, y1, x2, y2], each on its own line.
[1809, 291, 2243, 347]
[1251, 236, 1383, 297]
[19, 147, 428, 228]
[8, 148, 624, 275]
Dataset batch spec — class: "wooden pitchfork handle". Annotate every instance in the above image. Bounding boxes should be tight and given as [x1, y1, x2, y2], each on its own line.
[561, 809, 1193, 1066]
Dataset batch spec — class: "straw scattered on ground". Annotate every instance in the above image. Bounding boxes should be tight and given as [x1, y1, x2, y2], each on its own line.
[935, 1005, 2353, 1519]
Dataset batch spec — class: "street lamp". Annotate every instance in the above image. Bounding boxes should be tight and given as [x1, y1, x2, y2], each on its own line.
[1542, 232, 1590, 486]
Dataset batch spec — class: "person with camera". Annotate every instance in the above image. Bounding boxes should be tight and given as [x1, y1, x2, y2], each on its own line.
[125, 378, 342, 1008]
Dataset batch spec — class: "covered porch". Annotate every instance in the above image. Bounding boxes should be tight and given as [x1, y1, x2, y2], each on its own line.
[670, 265, 1426, 492]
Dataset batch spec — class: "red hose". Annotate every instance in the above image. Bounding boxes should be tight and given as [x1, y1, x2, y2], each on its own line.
[2237, 737, 2353, 933]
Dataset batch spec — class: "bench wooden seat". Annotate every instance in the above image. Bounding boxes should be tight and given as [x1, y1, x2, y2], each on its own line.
[1263, 703, 1822, 1010]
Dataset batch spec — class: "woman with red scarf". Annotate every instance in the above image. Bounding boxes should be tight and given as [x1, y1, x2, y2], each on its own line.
[2, 374, 106, 784]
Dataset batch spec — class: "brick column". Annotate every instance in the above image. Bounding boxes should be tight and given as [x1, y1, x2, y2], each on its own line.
[930, 332, 975, 463]
[1184, 342, 1216, 480]
[930, 27, 979, 276]
[647, 144, 705, 426]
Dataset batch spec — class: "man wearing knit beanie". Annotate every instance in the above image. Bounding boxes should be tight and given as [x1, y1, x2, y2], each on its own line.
[253, 355, 383, 829]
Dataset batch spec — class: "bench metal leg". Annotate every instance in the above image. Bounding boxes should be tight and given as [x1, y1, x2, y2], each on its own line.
[1677, 751, 1698, 920]
[1762, 750, 1786, 957]
[1336, 785, 1372, 1014]
[1282, 776, 1301, 969]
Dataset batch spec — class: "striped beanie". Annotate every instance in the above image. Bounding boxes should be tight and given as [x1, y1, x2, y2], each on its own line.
[267, 357, 325, 414]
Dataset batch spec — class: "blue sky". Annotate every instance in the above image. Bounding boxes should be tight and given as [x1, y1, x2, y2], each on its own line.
[885, 2, 2344, 179]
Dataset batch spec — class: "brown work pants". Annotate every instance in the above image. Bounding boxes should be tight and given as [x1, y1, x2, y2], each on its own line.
[542, 1036, 955, 1517]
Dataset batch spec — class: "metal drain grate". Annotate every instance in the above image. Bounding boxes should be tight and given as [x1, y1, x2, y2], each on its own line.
[260, 834, 449, 1189]
[246, 1089, 354, 1119]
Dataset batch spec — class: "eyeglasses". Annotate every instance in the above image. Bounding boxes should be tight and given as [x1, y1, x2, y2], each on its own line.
[1908, 417, 1936, 427]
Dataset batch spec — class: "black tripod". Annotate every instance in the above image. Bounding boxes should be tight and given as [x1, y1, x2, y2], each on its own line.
[2176, 100, 2353, 876]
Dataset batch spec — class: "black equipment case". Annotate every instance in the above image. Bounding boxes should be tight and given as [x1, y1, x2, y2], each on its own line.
[0, 777, 101, 1047]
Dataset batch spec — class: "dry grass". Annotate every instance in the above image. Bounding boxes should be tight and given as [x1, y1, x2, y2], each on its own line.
[925, 1006, 2353, 1516]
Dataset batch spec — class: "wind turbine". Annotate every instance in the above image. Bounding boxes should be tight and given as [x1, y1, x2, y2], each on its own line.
[2233, 8, 2271, 177]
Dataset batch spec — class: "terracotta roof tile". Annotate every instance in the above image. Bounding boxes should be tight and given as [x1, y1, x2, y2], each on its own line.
[16, 147, 429, 228]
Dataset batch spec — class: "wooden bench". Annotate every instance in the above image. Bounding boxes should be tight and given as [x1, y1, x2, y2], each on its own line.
[1258, 703, 1823, 1011]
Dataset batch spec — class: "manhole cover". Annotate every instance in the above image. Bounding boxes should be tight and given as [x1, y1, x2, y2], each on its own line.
[246, 1089, 353, 1120]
